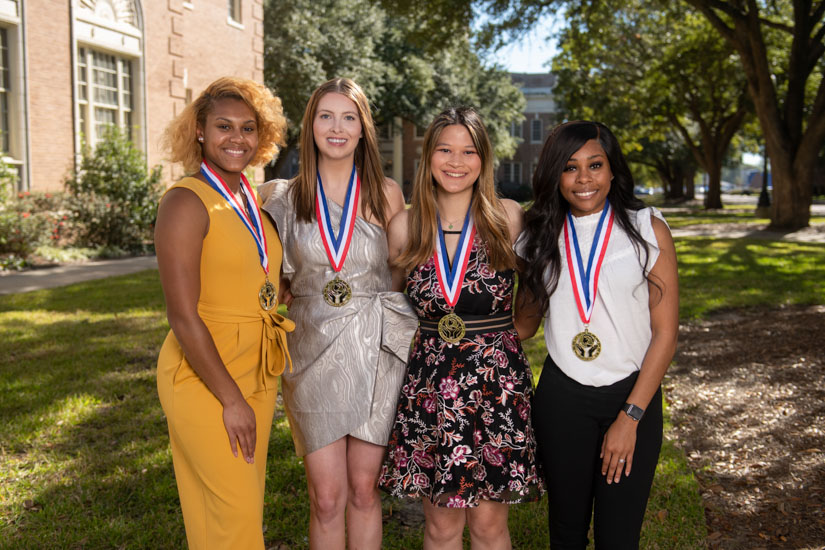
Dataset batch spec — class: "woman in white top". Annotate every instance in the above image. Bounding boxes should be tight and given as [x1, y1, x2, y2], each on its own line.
[515, 120, 679, 549]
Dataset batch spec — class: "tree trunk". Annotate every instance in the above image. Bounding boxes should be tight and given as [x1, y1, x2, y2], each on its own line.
[667, 174, 685, 200]
[704, 161, 723, 209]
[768, 154, 813, 230]
[684, 166, 696, 200]
[656, 168, 679, 200]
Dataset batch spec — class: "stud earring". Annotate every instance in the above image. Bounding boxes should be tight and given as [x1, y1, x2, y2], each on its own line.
[198, 137, 204, 142]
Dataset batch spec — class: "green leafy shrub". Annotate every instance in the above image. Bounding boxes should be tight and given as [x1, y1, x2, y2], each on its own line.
[65, 126, 162, 252]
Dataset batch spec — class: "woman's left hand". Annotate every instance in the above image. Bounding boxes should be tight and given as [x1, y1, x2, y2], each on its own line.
[600, 413, 638, 484]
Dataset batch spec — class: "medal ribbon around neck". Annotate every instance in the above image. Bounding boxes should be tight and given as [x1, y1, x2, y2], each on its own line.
[563, 202, 615, 326]
[434, 204, 475, 309]
[200, 160, 269, 276]
[315, 164, 360, 273]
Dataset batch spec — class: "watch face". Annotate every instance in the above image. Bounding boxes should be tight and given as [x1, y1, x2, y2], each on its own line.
[624, 403, 644, 421]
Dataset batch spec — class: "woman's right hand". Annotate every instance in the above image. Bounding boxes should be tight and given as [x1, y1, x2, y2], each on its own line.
[222, 398, 257, 463]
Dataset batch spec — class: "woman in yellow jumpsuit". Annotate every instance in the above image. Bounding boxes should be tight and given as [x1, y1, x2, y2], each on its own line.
[155, 77, 293, 549]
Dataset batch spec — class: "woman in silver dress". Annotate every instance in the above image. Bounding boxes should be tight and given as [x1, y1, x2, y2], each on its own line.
[260, 78, 416, 550]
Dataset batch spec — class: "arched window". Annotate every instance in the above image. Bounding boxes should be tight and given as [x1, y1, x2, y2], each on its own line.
[72, 0, 145, 151]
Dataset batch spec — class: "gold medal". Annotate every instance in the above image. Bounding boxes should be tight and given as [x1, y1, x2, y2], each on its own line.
[438, 312, 466, 344]
[572, 328, 601, 361]
[259, 278, 277, 311]
[323, 276, 352, 307]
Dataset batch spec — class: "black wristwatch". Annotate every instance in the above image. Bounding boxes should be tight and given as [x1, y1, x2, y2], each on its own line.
[622, 402, 645, 422]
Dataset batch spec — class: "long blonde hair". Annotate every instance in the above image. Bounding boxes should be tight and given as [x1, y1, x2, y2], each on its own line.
[291, 78, 388, 227]
[396, 106, 516, 274]
[163, 77, 286, 174]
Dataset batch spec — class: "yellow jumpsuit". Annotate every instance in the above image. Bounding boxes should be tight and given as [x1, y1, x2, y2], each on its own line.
[156, 177, 293, 549]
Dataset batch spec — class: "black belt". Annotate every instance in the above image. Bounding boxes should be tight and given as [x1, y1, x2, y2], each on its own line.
[418, 313, 515, 338]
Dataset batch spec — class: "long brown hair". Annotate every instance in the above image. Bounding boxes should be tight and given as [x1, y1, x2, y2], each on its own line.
[520, 121, 650, 312]
[291, 78, 388, 227]
[396, 106, 516, 274]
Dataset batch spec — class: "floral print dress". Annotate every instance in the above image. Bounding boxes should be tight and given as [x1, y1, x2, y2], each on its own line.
[378, 237, 544, 508]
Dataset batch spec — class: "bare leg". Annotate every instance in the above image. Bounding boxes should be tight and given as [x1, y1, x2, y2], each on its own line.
[422, 498, 466, 550]
[304, 438, 348, 550]
[344, 436, 386, 550]
[467, 500, 511, 550]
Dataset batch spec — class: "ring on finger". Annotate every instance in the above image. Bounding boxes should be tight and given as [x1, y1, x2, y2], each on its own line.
[618, 458, 625, 463]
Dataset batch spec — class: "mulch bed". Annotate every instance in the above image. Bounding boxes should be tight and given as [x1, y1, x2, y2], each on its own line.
[667, 304, 825, 549]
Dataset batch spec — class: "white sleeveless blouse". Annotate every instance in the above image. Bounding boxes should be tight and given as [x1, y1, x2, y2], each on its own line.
[543, 207, 666, 386]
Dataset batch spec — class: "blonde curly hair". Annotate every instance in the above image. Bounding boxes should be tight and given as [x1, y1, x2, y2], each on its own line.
[163, 77, 287, 175]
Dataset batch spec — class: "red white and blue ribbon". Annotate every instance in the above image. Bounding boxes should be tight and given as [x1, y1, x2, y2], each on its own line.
[315, 164, 360, 272]
[199, 160, 269, 275]
[563, 202, 614, 325]
[434, 205, 475, 308]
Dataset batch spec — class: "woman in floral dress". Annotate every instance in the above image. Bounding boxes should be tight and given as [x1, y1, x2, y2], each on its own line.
[379, 106, 543, 549]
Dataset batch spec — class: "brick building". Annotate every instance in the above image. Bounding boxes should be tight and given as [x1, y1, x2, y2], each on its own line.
[367, 72, 557, 200]
[495, 72, 556, 199]
[2, 0, 264, 192]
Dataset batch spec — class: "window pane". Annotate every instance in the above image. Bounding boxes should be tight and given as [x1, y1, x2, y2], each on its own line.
[228, 0, 240, 21]
[531, 119, 542, 142]
[78, 47, 136, 146]
[121, 59, 132, 110]
[95, 107, 116, 138]
[79, 104, 86, 137]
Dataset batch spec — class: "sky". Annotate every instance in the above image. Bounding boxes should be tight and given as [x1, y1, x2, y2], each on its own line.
[487, 13, 561, 73]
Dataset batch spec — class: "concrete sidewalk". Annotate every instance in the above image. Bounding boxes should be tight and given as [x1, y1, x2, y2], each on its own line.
[0, 255, 158, 296]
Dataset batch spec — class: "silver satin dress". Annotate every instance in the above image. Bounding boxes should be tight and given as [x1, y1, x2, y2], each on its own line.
[260, 180, 417, 457]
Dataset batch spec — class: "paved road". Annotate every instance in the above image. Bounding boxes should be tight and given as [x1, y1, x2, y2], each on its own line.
[0, 255, 157, 296]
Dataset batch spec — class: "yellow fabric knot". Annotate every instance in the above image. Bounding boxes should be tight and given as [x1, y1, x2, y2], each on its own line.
[260, 309, 295, 380]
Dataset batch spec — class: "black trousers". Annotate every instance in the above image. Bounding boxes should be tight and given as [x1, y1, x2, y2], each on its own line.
[532, 355, 662, 550]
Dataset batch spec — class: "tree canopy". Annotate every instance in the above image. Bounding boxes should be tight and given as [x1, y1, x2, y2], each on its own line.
[379, 0, 824, 227]
[264, 0, 525, 171]
[552, 1, 750, 207]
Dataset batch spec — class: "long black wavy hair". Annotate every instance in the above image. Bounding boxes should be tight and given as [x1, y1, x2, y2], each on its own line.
[520, 121, 650, 312]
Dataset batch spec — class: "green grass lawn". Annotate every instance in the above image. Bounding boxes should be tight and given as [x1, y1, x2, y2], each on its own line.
[677, 238, 825, 318]
[3, 236, 823, 548]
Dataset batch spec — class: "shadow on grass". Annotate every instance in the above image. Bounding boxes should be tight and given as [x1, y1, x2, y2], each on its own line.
[669, 305, 825, 547]
[0, 270, 165, 315]
[677, 238, 825, 319]
[0, 314, 164, 441]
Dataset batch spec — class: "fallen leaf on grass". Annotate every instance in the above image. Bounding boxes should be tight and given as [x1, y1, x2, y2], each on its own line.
[656, 509, 668, 521]
[707, 532, 722, 540]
